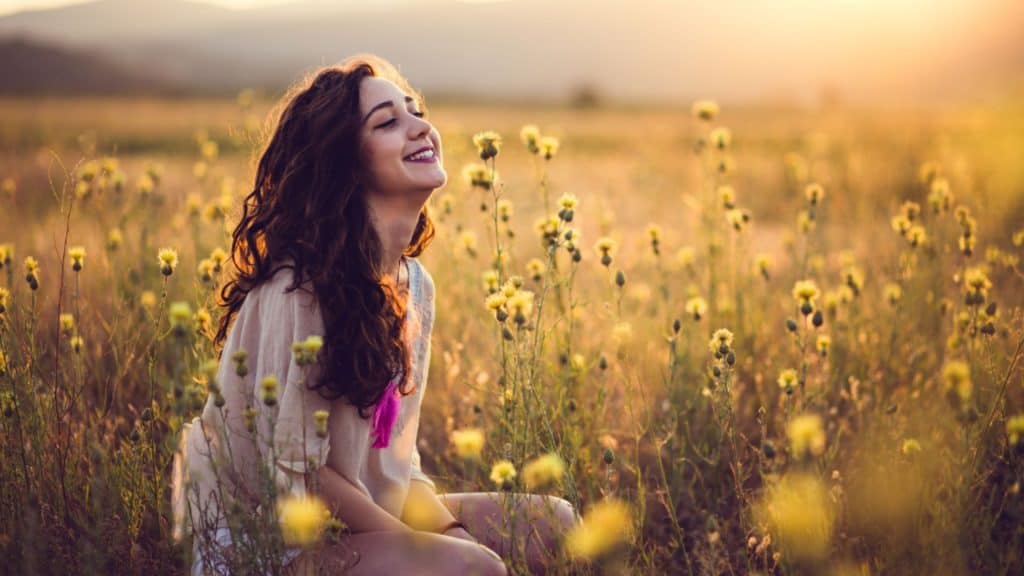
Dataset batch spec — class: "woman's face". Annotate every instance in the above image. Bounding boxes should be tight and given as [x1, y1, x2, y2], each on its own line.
[359, 76, 447, 199]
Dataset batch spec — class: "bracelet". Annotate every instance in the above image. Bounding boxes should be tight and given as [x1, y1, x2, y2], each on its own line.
[437, 520, 467, 535]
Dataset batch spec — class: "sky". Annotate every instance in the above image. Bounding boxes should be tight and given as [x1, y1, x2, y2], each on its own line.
[0, 0, 514, 16]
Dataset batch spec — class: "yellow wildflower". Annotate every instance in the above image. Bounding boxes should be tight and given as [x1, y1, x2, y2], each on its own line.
[489, 460, 517, 487]
[158, 248, 179, 276]
[68, 246, 86, 272]
[1007, 415, 1024, 446]
[709, 127, 731, 149]
[804, 183, 824, 205]
[523, 453, 566, 490]
[520, 124, 540, 154]
[787, 414, 826, 458]
[691, 100, 719, 122]
[942, 361, 972, 403]
[756, 473, 833, 563]
[472, 131, 502, 160]
[565, 499, 633, 560]
[452, 428, 485, 460]
[278, 495, 329, 548]
[539, 136, 559, 160]
[778, 368, 798, 393]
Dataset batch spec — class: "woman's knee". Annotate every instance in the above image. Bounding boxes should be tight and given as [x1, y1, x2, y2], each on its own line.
[541, 496, 580, 531]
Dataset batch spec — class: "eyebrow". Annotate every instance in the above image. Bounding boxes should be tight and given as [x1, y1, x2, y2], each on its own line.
[363, 95, 416, 124]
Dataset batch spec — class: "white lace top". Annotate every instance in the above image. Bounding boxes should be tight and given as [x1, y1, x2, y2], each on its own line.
[173, 257, 435, 538]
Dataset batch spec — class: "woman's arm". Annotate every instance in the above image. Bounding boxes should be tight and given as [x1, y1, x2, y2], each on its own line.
[289, 465, 412, 534]
[403, 479, 477, 543]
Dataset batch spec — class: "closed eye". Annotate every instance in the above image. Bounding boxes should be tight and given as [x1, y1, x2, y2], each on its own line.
[375, 118, 397, 129]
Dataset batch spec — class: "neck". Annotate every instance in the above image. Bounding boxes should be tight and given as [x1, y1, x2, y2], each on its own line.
[367, 196, 422, 281]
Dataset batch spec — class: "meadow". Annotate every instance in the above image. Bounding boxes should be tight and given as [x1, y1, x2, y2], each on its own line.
[1, 92, 1023, 574]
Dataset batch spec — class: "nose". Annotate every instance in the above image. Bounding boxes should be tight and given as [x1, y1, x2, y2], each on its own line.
[407, 113, 432, 142]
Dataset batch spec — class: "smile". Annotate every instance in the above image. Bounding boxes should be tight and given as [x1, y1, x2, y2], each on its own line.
[404, 148, 437, 163]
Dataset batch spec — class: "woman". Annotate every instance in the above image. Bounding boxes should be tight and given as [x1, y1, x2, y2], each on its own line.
[172, 55, 577, 575]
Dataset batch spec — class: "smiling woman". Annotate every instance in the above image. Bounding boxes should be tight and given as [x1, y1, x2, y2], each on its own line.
[171, 53, 577, 576]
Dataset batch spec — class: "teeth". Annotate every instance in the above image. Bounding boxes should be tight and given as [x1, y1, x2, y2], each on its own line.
[406, 149, 434, 161]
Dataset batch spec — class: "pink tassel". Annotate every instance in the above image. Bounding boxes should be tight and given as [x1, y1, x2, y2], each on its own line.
[370, 377, 401, 448]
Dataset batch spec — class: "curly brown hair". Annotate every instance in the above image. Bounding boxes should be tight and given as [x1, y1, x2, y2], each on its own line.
[215, 54, 435, 416]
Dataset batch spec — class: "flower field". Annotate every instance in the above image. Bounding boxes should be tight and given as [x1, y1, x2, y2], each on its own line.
[1, 94, 1023, 574]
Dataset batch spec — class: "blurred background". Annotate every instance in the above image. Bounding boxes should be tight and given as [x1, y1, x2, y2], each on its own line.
[1, 0, 1022, 106]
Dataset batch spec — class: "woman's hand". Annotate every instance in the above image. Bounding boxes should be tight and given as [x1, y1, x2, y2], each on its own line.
[441, 525, 478, 544]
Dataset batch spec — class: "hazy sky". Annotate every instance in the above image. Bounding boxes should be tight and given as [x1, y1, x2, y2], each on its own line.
[0, 1, 291, 16]
[0, 0, 511, 17]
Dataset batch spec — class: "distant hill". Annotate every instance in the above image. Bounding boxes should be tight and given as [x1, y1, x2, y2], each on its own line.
[0, 36, 172, 94]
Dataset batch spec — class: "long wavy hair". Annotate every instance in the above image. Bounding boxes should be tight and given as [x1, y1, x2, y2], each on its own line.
[215, 54, 435, 415]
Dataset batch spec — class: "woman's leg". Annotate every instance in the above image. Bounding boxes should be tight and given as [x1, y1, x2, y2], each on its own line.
[440, 492, 580, 575]
[286, 530, 507, 576]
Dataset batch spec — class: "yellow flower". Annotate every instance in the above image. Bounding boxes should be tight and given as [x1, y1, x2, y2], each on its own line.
[451, 428, 485, 460]
[24, 256, 39, 289]
[725, 208, 747, 232]
[804, 182, 824, 205]
[901, 438, 922, 455]
[314, 410, 329, 439]
[708, 328, 734, 353]
[489, 460, 517, 487]
[507, 291, 535, 320]
[756, 473, 833, 563]
[278, 495, 330, 548]
[68, 246, 86, 271]
[709, 127, 731, 149]
[70, 335, 84, 354]
[519, 124, 540, 154]
[787, 414, 825, 458]
[200, 139, 219, 162]
[194, 308, 212, 336]
[1007, 415, 1024, 446]
[261, 374, 278, 406]
[797, 210, 815, 234]
[691, 99, 719, 122]
[565, 499, 633, 560]
[900, 201, 921, 222]
[792, 280, 820, 304]
[777, 368, 798, 393]
[197, 259, 216, 283]
[168, 302, 192, 331]
[158, 248, 179, 276]
[539, 136, 559, 160]
[523, 453, 566, 490]
[927, 178, 953, 213]
[137, 173, 155, 195]
[481, 269, 500, 293]
[754, 254, 771, 279]
[0, 286, 9, 314]
[558, 193, 579, 211]
[905, 225, 926, 248]
[815, 335, 831, 357]
[718, 185, 735, 208]
[942, 361, 972, 403]
[472, 130, 502, 160]
[23, 256, 39, 275]
[457, 231, 477, 257]
[107, 228, 123, 251]
[0, 243, 12, 265]
[526, 258, 546, 281]
[684, 296, 707, 321]
[140, 291, 157, 311]
[59, 313, 75, 335]
[884, 283, 902, 305]
[496, 198, 514, 221]
[963, 267, 991, 297]
[461, 163, 493, 190]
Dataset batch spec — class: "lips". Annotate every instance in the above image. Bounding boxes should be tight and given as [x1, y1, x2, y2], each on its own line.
[403, 146, 437, 162]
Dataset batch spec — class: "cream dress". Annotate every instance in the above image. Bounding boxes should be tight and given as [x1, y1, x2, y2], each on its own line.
[171, 257, 436, 575]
